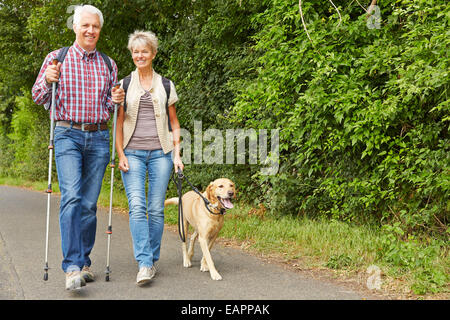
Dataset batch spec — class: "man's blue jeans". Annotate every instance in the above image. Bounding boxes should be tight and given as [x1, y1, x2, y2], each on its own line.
[121, 148, 173, 268]
[54, 125, 110, 273]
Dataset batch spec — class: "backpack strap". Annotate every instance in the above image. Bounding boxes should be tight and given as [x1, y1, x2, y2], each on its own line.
[52, 47, 71, 91]
[99, 51, 113, 74]
[161, 77, 172, 132]
[56, 46, 113, 74]
[122, 75, 132, 112]
[56, 46, 70, 63]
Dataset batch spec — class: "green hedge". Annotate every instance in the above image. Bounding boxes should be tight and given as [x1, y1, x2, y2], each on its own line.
[228, 0, 449, 235]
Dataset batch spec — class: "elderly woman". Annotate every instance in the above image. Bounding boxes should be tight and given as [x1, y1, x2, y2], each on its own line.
[115, 30, 183, 286]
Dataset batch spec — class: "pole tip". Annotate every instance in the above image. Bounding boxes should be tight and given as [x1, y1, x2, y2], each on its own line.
[44, 273, 48, 281]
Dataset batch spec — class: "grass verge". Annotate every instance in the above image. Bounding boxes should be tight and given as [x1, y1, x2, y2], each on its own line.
[1, 176, 448, 299]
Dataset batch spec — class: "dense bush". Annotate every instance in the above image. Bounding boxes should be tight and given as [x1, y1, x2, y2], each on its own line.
[228, 0, 449, 236]
[6, 90, 50, 180]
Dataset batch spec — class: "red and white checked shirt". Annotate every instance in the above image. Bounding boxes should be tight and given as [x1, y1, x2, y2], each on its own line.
[32, 42, 118, 124]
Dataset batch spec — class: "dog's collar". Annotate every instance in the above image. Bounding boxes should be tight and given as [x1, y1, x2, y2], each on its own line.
[172, 170, 228, 216]
[205, 202, 226, 215]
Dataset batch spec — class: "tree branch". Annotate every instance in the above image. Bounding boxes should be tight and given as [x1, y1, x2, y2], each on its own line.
[355, 0, 368, 13]
[328, 0, 342, 28]
[298, 0, 312, 42]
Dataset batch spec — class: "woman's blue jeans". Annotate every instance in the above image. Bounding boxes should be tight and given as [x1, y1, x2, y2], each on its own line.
[54, 125, 110, 273]
[121, 148, 173, 268]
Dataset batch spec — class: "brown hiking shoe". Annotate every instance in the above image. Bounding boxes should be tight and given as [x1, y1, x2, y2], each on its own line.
[81, 266, 95, 282]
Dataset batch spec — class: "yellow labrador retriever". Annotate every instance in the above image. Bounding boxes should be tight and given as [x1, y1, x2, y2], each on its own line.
[165, 178, 236, 280]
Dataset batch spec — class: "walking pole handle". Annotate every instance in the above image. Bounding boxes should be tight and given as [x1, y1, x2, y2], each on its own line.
[109, 82, 121, 164]
[112, 82, 121, 100]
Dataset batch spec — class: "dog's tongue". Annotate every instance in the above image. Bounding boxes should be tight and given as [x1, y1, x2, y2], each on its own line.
[222, 198, 234, 209]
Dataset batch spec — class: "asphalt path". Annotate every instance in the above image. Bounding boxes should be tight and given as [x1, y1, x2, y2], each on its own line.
[0, 185, 373, 300]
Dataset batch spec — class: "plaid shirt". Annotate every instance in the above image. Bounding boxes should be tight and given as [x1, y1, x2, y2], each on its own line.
[32, 42, 118, 124]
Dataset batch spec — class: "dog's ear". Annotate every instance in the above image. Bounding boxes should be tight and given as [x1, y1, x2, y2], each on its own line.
[206, 182, 215, 200]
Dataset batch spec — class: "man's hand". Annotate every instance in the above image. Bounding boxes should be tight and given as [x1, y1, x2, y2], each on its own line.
[45, 62, 61, 84]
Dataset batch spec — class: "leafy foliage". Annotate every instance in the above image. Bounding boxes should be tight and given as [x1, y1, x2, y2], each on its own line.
[228, 0, 449, 237]
[7, 89, 50, 180]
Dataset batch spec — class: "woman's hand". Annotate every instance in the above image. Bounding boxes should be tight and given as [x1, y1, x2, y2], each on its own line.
[118, 155, 129, 172]
[111, 86, 125, 105]
[173, 154, 184, 174]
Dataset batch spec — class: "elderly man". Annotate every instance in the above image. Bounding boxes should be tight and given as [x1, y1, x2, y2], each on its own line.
[32, 4, 124, 290]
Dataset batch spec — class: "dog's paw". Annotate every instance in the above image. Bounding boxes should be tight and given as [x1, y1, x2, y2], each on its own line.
[210, 271, 222, 281]
[200, 265, 209, 272]
[200, 261, 209, 272]
[183, 260, 192, 268]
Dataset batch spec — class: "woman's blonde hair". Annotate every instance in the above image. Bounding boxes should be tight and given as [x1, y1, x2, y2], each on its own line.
[128, 30, 158, 54]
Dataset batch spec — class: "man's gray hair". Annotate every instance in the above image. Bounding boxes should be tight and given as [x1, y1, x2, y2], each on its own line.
[128, 30, 158, 54]
[73, 5, 104, 28]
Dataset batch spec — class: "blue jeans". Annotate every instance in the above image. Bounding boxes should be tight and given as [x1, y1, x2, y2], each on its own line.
[121, 148, 173, 268]
[54, 125, 110, 273]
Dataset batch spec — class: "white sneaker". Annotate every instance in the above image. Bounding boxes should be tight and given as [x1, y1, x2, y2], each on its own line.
[136, 266, 155, 286]
[65, 270, 86, 290]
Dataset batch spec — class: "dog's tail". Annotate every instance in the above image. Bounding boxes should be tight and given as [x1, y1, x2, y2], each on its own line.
[164, 197, 179, 206]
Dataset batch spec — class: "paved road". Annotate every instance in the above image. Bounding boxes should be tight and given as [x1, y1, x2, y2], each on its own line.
[0, 185, 372, 300]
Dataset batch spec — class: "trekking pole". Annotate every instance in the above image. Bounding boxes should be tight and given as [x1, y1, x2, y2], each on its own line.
[43, 58, 59, 281]
[105, 83, 121, 282]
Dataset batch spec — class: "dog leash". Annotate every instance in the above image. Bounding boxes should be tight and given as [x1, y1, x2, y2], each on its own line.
[172, 169, 186, 242]
[174, 170, 226, 216]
